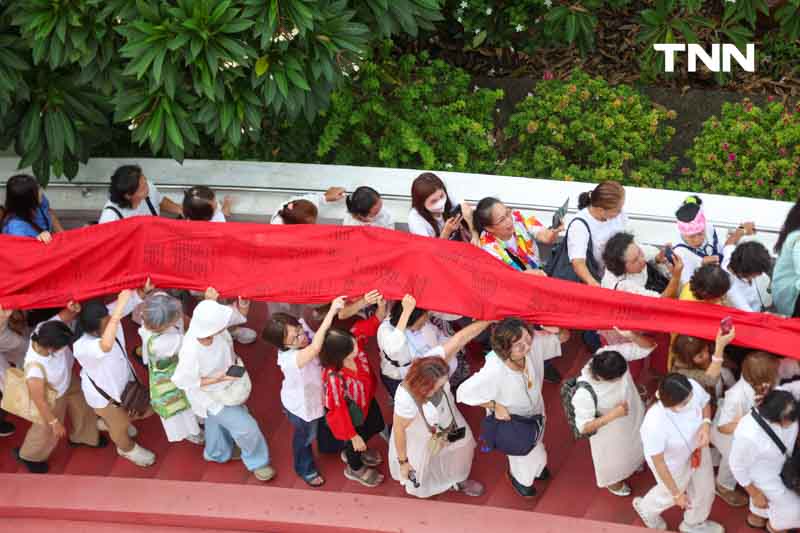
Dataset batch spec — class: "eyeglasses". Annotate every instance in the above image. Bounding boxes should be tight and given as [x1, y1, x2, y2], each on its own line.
[490, 208, 513, 227]
[286, 328, 305, 346]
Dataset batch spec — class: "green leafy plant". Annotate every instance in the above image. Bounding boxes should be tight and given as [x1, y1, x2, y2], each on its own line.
[683, 98, 800, 201]
[316, 48, 503, 172]
[501, 70, 676, 186]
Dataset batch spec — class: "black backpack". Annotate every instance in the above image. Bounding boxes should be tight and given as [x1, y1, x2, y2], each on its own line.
[545, 217, 600, 282]
[560, 377, 599, 440]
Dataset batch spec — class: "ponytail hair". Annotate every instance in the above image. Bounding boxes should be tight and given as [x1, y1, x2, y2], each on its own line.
[578, 181, 625, 211]
[345, 186, 381, 217]
[32, 320, 75, 350]
[278, 199, 318, 225]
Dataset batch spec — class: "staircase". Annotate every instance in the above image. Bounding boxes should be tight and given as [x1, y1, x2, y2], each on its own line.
[0, 302, 750, 532]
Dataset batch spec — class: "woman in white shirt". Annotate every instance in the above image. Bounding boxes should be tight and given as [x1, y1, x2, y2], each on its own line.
[74, 287, 155, 467]
[572, 345, 649, 497]
[389, 320, 490, 498]
[270, 187, 345, 224]
[182, 185, 232, 222]
[16, 307, 104, 473]
[722, 241, 772, 313]
[634, 373, 723, 533]
[408, 172, 474, 241]
[98, 165, 181, 223]
[711, 351, 778, 508]
[567, 181, 627, 286]
[343, 186, 394, 229]
[138, 292, 203, 445]
[729, 390, 800, 532]
[457, 318, 549, 498]
[261, 296, 346, 487]
[172, 296, 275, 482]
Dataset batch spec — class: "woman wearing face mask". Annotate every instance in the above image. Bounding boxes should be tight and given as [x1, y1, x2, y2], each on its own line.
[172, 294, 276, 482]
[408, 172, 477, 243]
[2, 174, 63, 243]
[711, 352, 779, 508]
[729, 389, 800, 532]
[138, 291, 203, 445]
[16, 305, 105, 474]
[74, 285, 156, 467]
[389, 320, 492, 499]
[457, 318, 550, 498]
[343, 186, 395, 229]
[571, 346, 648, 497]
[261, 296, 347, 487]
[633, 373, 722, 533]
[566, 181, 628, 287]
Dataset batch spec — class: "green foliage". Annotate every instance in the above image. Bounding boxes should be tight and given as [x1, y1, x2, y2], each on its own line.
[759, 30, 800, 81]
[316, 48, 503, 172]
[501, 70, 676, 186]
[683, 98, 800, 201]
[0, 0, 445, 183]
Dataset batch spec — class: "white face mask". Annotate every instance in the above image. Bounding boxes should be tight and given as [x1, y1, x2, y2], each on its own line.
[428, 197, 447, 214]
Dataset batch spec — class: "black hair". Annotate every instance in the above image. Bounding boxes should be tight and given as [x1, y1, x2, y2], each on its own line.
[602, 232, 635, 277]
[775, 197, 800, 253]
[675, 195, 703, 223]
[590, 350, 628, 381]
[32, 320, 75, 350]
[490, 317, 533, 360]
[262, 312, 301, 350]
[577, 181, 625, 210]
[183, 185, 216, 221]
[757, 389, 799, 423]
[689, 264, 731, 301]
[319, 328, 355, 370]
[728, 241, 772, 278]
[2, 174, 42, 232]
[345, 186, 381, 217]
[472, 197, 503, 235]
[26, 308, 61, 329]
[389, 301, 428, 328]
[109, 165, 143, 208]
[78, 300, 110, 337]
[658, 373, 693, 407]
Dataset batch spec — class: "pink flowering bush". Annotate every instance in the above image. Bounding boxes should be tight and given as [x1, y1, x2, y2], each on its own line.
[684, 98, 800, 200]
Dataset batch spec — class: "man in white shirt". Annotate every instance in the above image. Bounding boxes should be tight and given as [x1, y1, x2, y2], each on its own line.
[98, 165, 181, 223]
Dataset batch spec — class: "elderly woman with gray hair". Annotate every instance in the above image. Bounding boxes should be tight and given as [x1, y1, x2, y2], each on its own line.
[138, 291, 203, 444]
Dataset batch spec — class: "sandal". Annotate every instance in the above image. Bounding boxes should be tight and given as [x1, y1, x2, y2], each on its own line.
[451, 479, 484, 497]
[746, 513, 766, 530]
[303, 473, 326, 488]
[344, 466, 383, 487]
[340, 448, 382, 467]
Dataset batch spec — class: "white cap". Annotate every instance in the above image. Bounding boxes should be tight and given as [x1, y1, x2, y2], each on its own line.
[186, 300, 233, 339]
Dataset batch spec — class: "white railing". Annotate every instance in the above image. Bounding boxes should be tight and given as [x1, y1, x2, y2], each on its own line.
[0, 157, 793, 251]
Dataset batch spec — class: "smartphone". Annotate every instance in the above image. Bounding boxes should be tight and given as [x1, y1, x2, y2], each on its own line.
[226, 365, 246, 378]
[550, 198, 569, 229]
[450, 203, 463, 217]
[720, 316, 733, 335]
[664, 246, 674, 265]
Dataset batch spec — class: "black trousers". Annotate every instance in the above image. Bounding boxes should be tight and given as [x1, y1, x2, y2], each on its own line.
[794, 296, 800, 318]
[344, 398, 385, 470]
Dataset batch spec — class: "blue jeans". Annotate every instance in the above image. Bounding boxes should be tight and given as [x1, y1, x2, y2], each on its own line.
[286, 410, 320, 480]
[204, 405, 270, 472]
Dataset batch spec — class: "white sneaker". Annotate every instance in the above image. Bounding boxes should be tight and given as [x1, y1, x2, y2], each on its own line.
[97, 419, 138, 438]
[679, 521, 724, 533]
[231, 327, 257, 344]
[608, 482, 632, 497]
[117, 443, 156, 467]
[633, 497, 667, 530]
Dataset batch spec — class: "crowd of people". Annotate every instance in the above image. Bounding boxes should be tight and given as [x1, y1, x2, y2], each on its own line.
[2, 166, 800, 533]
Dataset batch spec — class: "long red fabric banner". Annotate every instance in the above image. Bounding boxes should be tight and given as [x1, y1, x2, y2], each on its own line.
[0, 217, 798, 359]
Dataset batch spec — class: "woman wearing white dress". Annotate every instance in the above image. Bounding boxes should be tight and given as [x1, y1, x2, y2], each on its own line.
[138, 291, 203, 444]
[389, 320, 490, 498]
[457, 318, 549, 497]
[729, 389, 800, 532]
[711, 351, 778, 507]
[572, 343, 651, 496]
[633, 373, 724, 533]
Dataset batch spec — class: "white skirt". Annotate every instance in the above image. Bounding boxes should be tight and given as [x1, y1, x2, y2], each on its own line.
[508, 427, 548, 486]
[160, 408, 202, 442]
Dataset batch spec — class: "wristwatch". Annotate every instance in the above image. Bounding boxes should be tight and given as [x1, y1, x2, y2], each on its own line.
[398, 457, 408, 464]
[702, 418, 712, 425]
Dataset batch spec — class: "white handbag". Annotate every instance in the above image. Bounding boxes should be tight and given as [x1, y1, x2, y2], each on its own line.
[210, 357, 252, 406]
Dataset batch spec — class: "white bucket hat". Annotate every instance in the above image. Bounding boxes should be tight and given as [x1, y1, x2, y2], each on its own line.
[187, 300, 233, 338]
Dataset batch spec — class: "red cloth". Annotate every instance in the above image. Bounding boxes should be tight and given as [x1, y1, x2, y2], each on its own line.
[0, 217, 799, 359]
[322, 316, 379, 440]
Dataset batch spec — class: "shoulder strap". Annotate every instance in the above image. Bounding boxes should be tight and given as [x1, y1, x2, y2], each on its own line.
[399, 383, 437, 434]
[576, 380, 599, 416]
[104, 205, 124, 220]
[144, 196, 157, 216]
[673, 243, 705, 258]
[750, 407, 788, 456]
